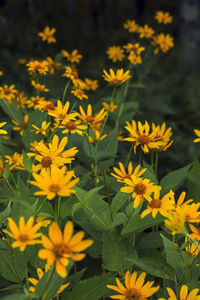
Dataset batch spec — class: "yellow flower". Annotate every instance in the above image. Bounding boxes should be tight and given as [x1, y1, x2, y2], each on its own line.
[159, 285, 200, 300]
[103, 69, 131, 85]
[12, 115, 29, 136]
[0, 71, 3, 76]
[123, 19, 138, 33]
[111, 162, 146, 183]
[152, 122, 173, 151]
[26, 60, 49, 75]
[155, 11, 173, 24]
[29, 266, 69, 295]
[62, 66, 79, 80]
[35, 100, 55, 112]
[194, 129, 200, 143]
[152, 33, 174, 54]
[0, 122, 7, 135]
[71, 88, 88, 100]
[84, 78, 99, 91]
[107, 46, 125, 62]
[3, 216, 42, 252]
[0, 158, 5, 176]
[128, 53, 142, 65]
[138, 25, 155, 39]
[46, 57, 61, 74]
[118, 131, 123, 141]
[121, 175, 158, 208]
[102, 102, 118, 113]
[26, 96, 45, 108]
[31, 80, 49, 93]
[78, 104, 107, 131]
[87, 130, 107, 144]
[18, 58, 27, 64]
[189, 224, 200, 241]
[141, 189, 175, 219]
[38, 26, 56, 43]
[34, 216, 51, 228]
[123, 43, 145, 55]
[38, 221, 93, 277]
[5, 152, 25, 171]
[16, 91, 28, 108]
[0, 84, 18, 104]
[32, 121, 51, 136]
[48, 100, 77, 126]
[107, 270, 159, 299]
[59, 119, 87, 135]
[124, 120, 164, 154]
[29, 165, 79, 200]
[184, 237, 199, 257]
[62, 49, 83, 64]
[164, 207, 186, 235]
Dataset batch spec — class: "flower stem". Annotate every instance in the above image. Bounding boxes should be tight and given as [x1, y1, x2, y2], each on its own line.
[125, 143, 134, 167]
[40, 266, 55, 300]
[33, 197, 47, 217]
[24, 250, 31, 299]
[154, 150, 159, 179]
[62, 80, 70, 103]
[100, 87, 116, 135]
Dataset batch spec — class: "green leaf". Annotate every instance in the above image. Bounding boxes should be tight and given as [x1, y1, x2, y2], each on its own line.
[160, 164, 192, 194]
[0, 99, 23, 123]
[22, 151, 32, 172]
[187, 160, 200, 200]
[0, 201, 11, 224]
[137, 231, 164, 249]
[111, 192, 129, 215]
[1, 294, 28, 300]
[142, 161, 157, 183]
[126, 252, 175, 280]
[98, 128, 118, 157]
[111, 212, 127, 228]
[64, 273, 113, 300]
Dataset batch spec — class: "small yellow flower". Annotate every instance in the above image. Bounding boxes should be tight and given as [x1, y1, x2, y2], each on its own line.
[0, 84, 18, 104]
[107, 46, 125, 62]
[38, 221, 93, 277]
[189, 224, 200, 241]
[16, 91, 28, 108]
[3, 216, 42, 252]
[184, 237, 199, 257]
[5, 152, 25, 171]
[87, 130, 107, 144]
[103, 69, 131, 85]
[123, 19, 138, 33]
[102, 102, 118, 113]
[38, 26, 56, 43]
[26, 60, 49, 75]
[107, 270, 160, 299]
[29, 165, 79, 200]
[194, 129, 200, 143]
[32, 121, 51, 136]
[62, 49, 83, 64]
[77, 104, 107, 131]
[62, 66, 79, 80]
[71, 88, 88, 100]
[111, 162, 146, 183]
[12, 115, 29, 136]
[123, 43, 145, 55]
[46, 57, 61, 74]
[35, 100, 55, 112]
[155, 11, 173, 24]
[152, 122, 173, 151]
[138, 24, 155, 39]
[0, 71, 3, 76]
[159, 285, 200, 300]
[164, 207, 186, 235]
[48, 100, 77, 126]
[31, 80, 49, 93]
[84, 78, 98, 91]
[0, 122, 7, 135]
[59, 119, 87, 135]
[152, 33, 174, 54]
[128, 53, 142, 65]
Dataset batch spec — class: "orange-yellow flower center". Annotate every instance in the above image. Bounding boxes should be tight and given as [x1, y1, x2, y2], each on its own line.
[112, 78, 121, 85]
[54, 243, 69, 258]
[64, 121, 77, 130]
[45, 103, 55, 111]
[124, 288, 141, 300]
[49, 184, 60, 193]
[138, 134, 150, 144]
[58, 113, 66, 120]
[134, 182, 146, 195]
[41, 156, 52, 168]
[124, 174, 131, 180]
[86, 116, 95, 123]
[19, 234, 29, 242]
[149, 198, 161, 208]
[3, 88, 11, 95]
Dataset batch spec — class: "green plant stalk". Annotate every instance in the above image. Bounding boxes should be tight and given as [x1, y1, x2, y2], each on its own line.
[54, 197, 58, 223]
[62, 80, 70, 103]
[185, 231, 200, 253]
[86, 127, 97, 181]
[103, 169, 113, 222]
[40, 266, 55, 300]
[154, 150, 159, 179]
[125, 143, 134, 167]
[24, 250, 31, 299]
[100, 87, 116, 135]
[57, 196, 61, 224]
[33, 197, 47, 217]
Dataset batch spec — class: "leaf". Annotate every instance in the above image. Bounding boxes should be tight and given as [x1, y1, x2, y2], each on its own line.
[126, 252, 175, 280]
[64, 273, 113, 300]
[22, 151, 32, 172]
[137, 231, 164, 249]
[111, 192, 129, 215]
[1, 294, 29, 300]
[160, 164, 192, 194]
[142, 161, 158, 183]
[111, 212, 127, 228]
[98, 128, 118, 156]
[0, 99, 23, 123]
[0, 201, 11, 224]
[187, 160, 200, 200]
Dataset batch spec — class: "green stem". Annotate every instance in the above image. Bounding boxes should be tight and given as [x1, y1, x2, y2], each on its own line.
[100, 87, 116, 135]
[103, 169, 113, 222]
[114, 239, 124, 276]
[24, 250, 31, 299]
[62, 80, 70, 103]
[54, 198, 58, 223]
[125, 143, 134, 167]
[33, 197, 47, 217]
[185, 231, 200, 253]
[40, 266, 55, 300]
[154, 150, 159, 179]
[3, 99, 20, 123]
[57, 196, 61, 223]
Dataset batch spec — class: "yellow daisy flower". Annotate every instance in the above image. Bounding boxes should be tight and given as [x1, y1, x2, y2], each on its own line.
[62, 66, 79, 80]
[3, 216, 42, 252]
[48, 100, 77, 126]
[152, 122, 173, 151]
[12, 115, 29, 136]
[123, 43, 145, 55]
[87, 130, 107, 144]
[62, 49, 83, 64]
[123, 19, 138, 33]
[71, 88, 88, 100]
[32, 121, 51, 136]
[0, 122, 7, 135]
[107, 270, 159, 299]
[29, 165, 79, 200]
[35, 100, 55, 112]
[194, 129, 200, 143]
[107, 46, 125, 62]
[152, 33, 174, 54]
[77, 104, 107, 131]
[102, 102, 118, 113]
[31, 80, 49, 93]
[159, 285, 200, 300]
[121, 175, 158, 208]
[46, 57, 61, 74]
[124, 120, 164, 154]
[5, 152, 25, 171]
[26, 60, 49, 75]
[111, 162, 146, 183]
[164, 207, 186, 235]
[0, 84, 18, 104]
[184, 237, 199, 257]
[128, 53, 142, 65]
[38, 221, 93, 277]
[59, 119, 87, 135]
[16, 91, 28, 108]
[155, 11, 173, 24]
[103, 69, 131, 85]
[84, 78, 99, 91]
[26, 96, 45, 108]
[141, 189, 175, 219]
[138, 25, 155, 39]
[38, 26, 56, 43]
[189, 224, 200, 241]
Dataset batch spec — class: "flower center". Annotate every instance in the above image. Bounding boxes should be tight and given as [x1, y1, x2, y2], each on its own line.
[41, 156, 52, 168]
[112, 78, 121, 85]
[64, 121, 77, 130]
[149, 198, 161, 208]
[49, 184, 60, 193]
[45, 103, 55, 111]
[4, 88, 11, 95]
[86, 116, 95, 123]
[54, 243, 69, 258]
[124, 174, 131, 180]
[19, 234, 28, 242]
[138, 134, 150, 144]
[58, 113, 66, 120]
[134, 182, 146, 195]
[124, 288, 141, 300]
